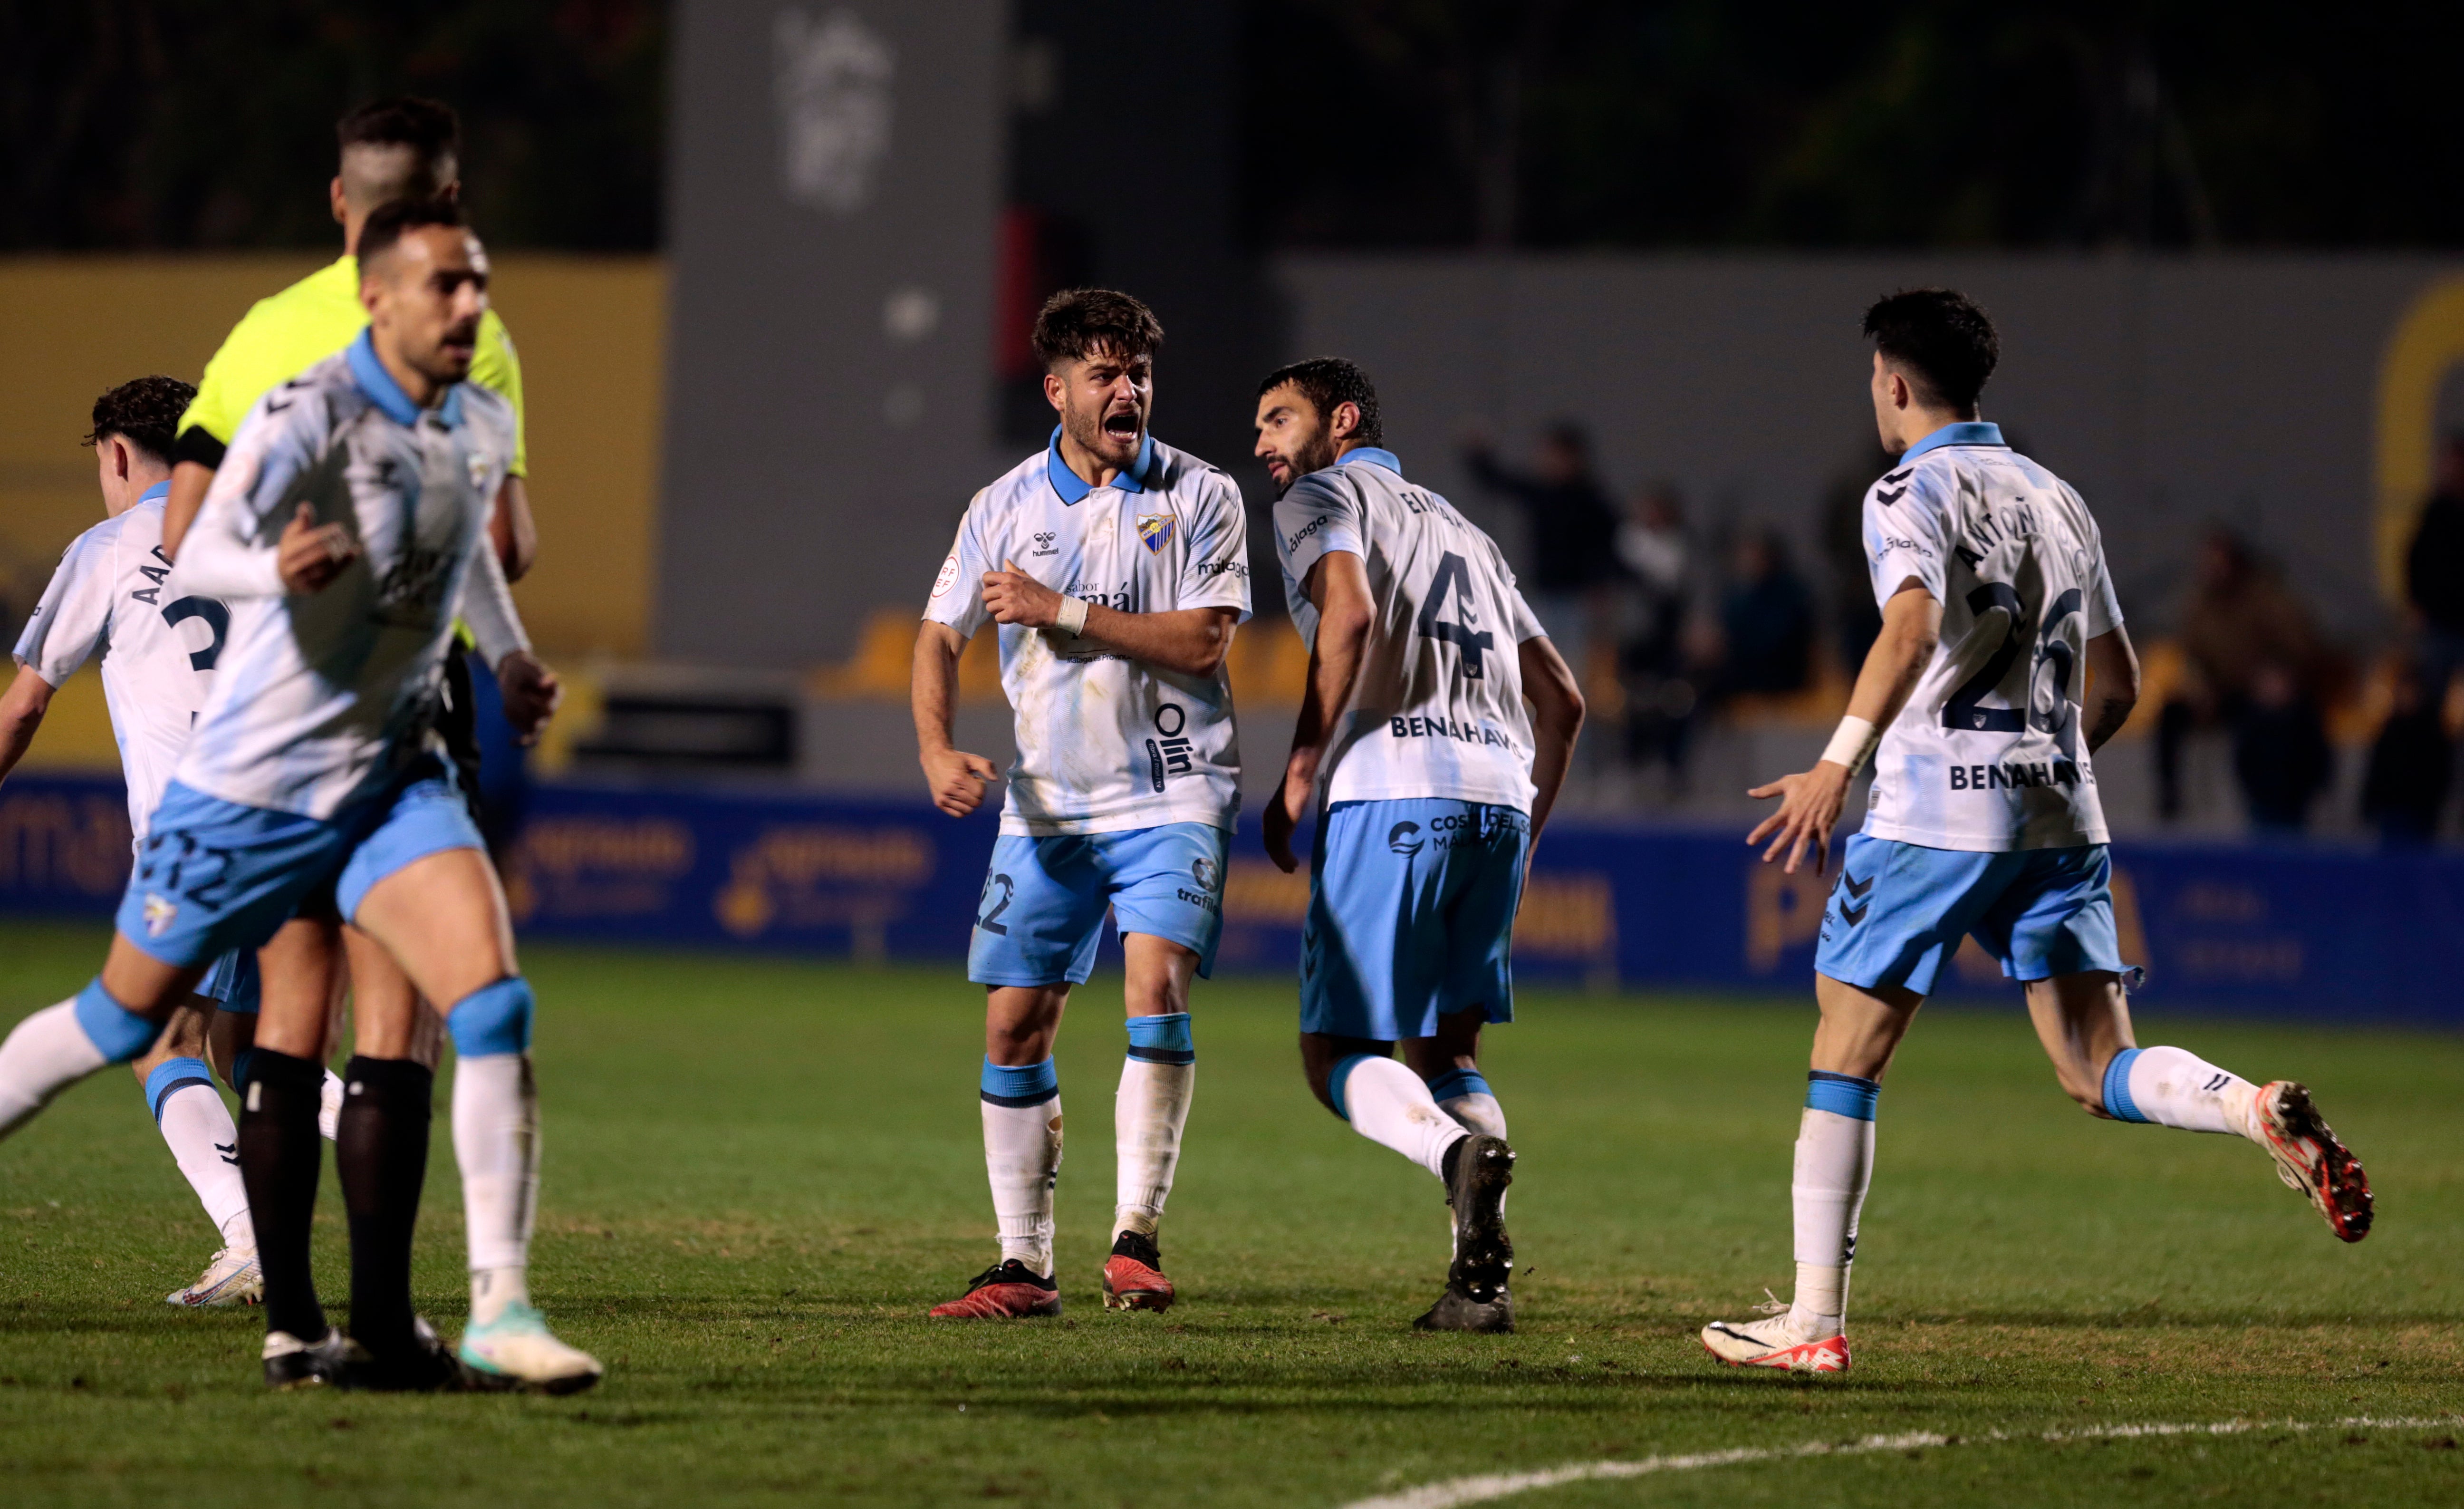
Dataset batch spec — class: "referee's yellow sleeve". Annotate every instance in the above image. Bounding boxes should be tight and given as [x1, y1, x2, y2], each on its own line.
[471, 311, 528, 477]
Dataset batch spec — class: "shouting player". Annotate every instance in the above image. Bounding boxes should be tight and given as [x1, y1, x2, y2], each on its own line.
[0, 377, 270, 1306]
[0, 199, 594, 1393]
[1256, 358, 1583, 1333]
[1702, 290, 2372, 1375]
[914, 289, 1250, 1318]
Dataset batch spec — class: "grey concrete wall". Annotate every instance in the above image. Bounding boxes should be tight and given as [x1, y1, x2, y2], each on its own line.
[1270, 254, 2464, 642]
[659, 0, 1004, 667]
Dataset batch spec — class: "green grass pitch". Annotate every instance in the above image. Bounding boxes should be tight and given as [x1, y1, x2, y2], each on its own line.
[0, 918, 2458, 1507]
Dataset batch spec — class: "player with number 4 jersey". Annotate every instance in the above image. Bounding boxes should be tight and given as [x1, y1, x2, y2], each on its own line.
[1256, 358, 1583, 1335]
[1703, 290, 2370, 1378]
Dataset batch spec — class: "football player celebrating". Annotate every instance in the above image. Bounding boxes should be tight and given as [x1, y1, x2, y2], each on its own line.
[1256, 358, 1583, 1332]
[914, 290, 1250, 1318]
[1702, 290, 2371, 1375]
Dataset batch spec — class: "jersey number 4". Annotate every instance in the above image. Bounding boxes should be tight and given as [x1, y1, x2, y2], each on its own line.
[1943, 583, 2080, 733]
[1416, 552, 1495, 680]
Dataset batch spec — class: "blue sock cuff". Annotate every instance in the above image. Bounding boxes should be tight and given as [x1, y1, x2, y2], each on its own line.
[1805, 1070, 1881, 1122]
[144, 1056, 217, 1122]
[447, 977, 534, 1058]
[74, 977, 159, 1064]
[2102, 1048, 2148, 1123]
[981, 1057, 1059, 1106]
[1425, 1067, 1492, 1103]
[225, 1047, 258, 1096]
[1327, 1053, 1377, 1122]
[1126, 1011, 1194, 1064]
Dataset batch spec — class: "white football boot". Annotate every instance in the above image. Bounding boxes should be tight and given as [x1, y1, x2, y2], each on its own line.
[166, 1245, 263, 1308]
[459, 1302, 604, 1394]
[1701, 1311, 1851, 1374]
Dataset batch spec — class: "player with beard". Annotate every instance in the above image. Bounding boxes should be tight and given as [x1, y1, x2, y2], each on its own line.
[914, 290, 1250, 1318]
[1254, 358, 1583, 1332]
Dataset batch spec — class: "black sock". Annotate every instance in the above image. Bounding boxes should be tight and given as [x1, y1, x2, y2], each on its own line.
[237, 1048, 328, 1342]
[1441, 1137, 1466, 1189]
[335, 1055, 433, 1355]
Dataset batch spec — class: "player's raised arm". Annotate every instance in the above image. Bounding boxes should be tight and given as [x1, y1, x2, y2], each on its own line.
[981, 559, 1237, 677]
[1747, 578, 1942, 874]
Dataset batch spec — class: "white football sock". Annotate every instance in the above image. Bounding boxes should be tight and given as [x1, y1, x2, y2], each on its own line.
[2102, 1046, 2261, 1137]
[1789, 1077, 1878, 1338]
[1114, 1013, 1194, 1240]
[0, 999, 110, 1140]
[453, 1052, 539, 1325]
[981, 1058, 1063, 1276]
[1334, 1055, 1465, 1180]
[320, 1069, 345, 1141]
[148, 1065, 254, 1247]
[1427, 1066, 1508, 1139]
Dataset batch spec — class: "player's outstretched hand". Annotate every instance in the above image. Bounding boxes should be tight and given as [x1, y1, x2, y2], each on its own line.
[1746, 761, 1851, 875]
[277, 502, 361, 594]
[923, 746, 1000, 818]
[982, 559, 1063, 629]
[494, 651, 563, 747]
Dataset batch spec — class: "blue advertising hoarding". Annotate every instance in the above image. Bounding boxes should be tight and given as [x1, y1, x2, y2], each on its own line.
[1, 771, 2454, 1025]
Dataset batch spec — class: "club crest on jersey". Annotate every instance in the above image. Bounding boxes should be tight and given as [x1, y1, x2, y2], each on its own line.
[1136, 514, 1174, 554]
[466, 451, 488, 491]
[143, 893, 178, 938]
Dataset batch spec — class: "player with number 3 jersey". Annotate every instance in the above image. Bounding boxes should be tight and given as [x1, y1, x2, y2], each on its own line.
[1257, 358, 1584, 1335]
[1703, 290, 2371, 1377]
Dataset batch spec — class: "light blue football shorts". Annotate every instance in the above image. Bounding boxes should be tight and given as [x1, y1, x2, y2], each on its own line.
[967, 822, 1230, 987]
[116, 759, 486, 974]
[197, 949, 261, 1014]
[1301, 797, 1530, 1042]
[1813, 832, 2124, 996]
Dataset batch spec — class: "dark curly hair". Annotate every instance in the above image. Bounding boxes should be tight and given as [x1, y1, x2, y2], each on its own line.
[1030, 288, 1163, 372]
[1257, 357, 1383, 446]
[86, 376, 198, 466]
[1863, 288, 1999, 413]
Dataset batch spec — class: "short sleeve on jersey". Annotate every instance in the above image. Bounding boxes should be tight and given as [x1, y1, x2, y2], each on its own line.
[13, 528, 116, 687]
[1271, 473, 1365, 613]
[924, 495, 995, 638]
[1179, 475, 1253, 621]
[1865, 471, 1952, 608]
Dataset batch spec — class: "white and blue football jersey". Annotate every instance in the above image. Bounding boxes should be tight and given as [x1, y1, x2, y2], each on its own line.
[167, 329, 520, 819]
[13, 486, 226, 844]
[925, 430, 1251, 837]
[1858, 422, 2124, 852]
[1272, 448, 1547, 812]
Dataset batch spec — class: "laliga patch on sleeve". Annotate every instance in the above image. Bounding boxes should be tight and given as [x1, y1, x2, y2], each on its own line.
[931, 553, 960, 599]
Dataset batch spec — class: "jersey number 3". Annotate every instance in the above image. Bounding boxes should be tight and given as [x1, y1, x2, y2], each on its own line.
[161, 596, 229, 672]
[1416, 552, 1495, 680]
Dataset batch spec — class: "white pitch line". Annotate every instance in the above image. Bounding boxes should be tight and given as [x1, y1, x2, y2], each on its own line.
[1337, 1415, 2464, 1509]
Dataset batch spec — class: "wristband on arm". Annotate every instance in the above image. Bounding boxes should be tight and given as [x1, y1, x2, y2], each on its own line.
[1820, 714, 1881, 774]
[1054, 594, 1089, 637]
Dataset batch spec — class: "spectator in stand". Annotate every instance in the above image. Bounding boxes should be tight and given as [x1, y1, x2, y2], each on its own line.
[2156, 529, 2334, 822]
[2361, 658, 2452, 845]
[2403, 434, 2464, 699]
[1463, 421, 1622, 686]
[1612, 482, 1703, 778]
[2232, 660, 2334, 834]
[1714, 528, 1814, 701]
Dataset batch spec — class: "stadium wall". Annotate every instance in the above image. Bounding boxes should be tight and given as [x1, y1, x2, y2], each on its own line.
[1, 771, 2451, 1025]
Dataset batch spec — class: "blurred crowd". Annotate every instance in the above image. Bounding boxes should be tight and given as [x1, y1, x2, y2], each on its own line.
[1461, 423, 2464, 845]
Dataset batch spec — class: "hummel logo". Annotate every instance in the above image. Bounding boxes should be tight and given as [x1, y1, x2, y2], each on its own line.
[1875, 485, 1908, 506]
[216, 1141, 239, 1168]
[1842, 872, 1873, 900]
[1882, 467, 1913, 484]
[1841, 900, 1870, 926]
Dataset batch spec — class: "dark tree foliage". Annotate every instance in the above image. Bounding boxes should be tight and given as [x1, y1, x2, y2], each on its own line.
[1244, 0, 2464, 250]
[0, 0, 662, 251]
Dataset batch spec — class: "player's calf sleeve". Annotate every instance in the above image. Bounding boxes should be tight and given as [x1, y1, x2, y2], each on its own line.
[238, 1048, 330, 1343]
[146, 1057, 253, 1247]
[1115, 1013, 1194, 1239]
[982, 1058, 1063, 1276]
[2101, 1046, 2259, 1137]
[1426, 1066, 1508, 1139]
[0, 981, 157, 1140]
[337, 1056, 433, 1352]
[1330, 1054, 1466, 1180]
[1790, 1073, 1878, 1336]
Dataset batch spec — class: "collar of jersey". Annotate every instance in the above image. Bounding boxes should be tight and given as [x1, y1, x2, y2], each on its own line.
[1898, 420, 2003, 464]
[1337, 446, 1402, 475]
[1045, 426, 1155, 505]
[135, 480, 171, 506]
[346, 328, 464, 429]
